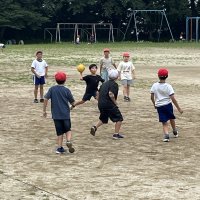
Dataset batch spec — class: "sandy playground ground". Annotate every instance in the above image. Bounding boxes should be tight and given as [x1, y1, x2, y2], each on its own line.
[0, 44, 200, 200]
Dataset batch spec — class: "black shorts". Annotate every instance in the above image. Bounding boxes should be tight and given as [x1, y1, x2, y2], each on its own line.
[82, 91, 97, 101]
[53, 119, 71, 136]
[99, 107, 123, 124]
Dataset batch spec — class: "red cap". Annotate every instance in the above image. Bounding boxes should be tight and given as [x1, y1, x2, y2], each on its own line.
[103, 48, 110, 52]
[55, 71, 67, 81]
[123, 52, 130, 57]
[158, 68, 168, 77]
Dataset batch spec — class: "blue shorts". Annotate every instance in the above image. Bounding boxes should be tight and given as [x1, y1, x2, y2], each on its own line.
[33, 75, 45, 85]
[53, 119, 71, 136]
[157, 103, 176, 123]
[82, 91, 97, 101]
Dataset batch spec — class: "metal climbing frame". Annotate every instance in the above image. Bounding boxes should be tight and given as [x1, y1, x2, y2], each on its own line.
[123, 9, 174, 42]
[186, 17, 200, 42]
[55, 23, 114, 43]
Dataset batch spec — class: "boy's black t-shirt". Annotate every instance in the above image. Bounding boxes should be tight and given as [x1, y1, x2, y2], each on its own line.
[98, 80, 118, 109]
[83, 75, 104, 93]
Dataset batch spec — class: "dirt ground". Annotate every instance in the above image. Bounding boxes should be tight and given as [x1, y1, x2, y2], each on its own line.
[0, 46, 200, 200]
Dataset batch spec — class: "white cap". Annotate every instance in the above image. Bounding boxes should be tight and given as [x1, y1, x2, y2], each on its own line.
[108, 69, 119, 80]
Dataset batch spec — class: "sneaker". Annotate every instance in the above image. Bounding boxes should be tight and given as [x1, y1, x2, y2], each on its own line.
[56, 147, 65, 154]
[34, 99, 38, 103]
[90, 126, 97, 136]
[173, 130, 179, 138]
[66, 142, 75, 153]
[40, 99, 44, 103]
[124, 96, 129, 102]
[127, 97, 131, 102]
[163, 134, 170, 142]
[113, 133, 124, 139]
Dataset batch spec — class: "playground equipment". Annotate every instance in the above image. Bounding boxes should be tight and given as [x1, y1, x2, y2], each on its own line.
[123, 9, 174, 42]
[186, 17, 200, 42]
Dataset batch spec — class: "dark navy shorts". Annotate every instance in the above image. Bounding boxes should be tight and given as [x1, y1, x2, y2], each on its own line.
[33, 75, 45, 85]
[157, 103, 176, 123]
[53, 119, 71, 136]
[99, 107, 123, 124]
[82, 91, 97, 101]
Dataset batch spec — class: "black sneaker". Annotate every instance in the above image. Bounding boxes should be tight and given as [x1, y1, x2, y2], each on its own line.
[173, 130, 179, 138]
[66, 142, 75, 153]
[40, 99, 44, 103]
[163, 134, 170, 142]
[34, 99, 38, 103]
[90, 126, 97, 136]
[56, 147, 65, 154]
[113, 133, 124, 139]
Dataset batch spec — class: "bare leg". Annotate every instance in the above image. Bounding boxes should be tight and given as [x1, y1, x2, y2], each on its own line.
[115, 121, 122, 133]
[123, 85, 128, 97]
[57, 135, 64, 147]
[65, 131, 75, 153]
[34, 85, 39, 99]
[40, 84, 44, 99]
[66, 131, 72, 141]
[74, 100, 86, 107]
[170, 119, 176, 130]
[127, 85, 130, 97]
[162, 122, 169, 134]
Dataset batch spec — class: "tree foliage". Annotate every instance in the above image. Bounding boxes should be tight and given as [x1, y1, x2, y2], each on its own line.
[0, 0, 199, 41]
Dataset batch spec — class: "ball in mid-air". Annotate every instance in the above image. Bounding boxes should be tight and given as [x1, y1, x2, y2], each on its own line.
[77, 64, 85, 73]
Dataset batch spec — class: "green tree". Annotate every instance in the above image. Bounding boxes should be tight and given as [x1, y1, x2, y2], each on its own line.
[0, 0, 49, 40]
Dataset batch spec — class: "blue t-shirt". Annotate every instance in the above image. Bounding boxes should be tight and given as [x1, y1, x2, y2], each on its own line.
[44, 85, 74, 119]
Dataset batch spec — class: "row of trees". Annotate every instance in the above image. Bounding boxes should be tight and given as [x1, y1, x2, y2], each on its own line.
[0, 0, 200, 42]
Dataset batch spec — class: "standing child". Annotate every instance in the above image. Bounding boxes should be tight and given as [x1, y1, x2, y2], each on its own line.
[117, 52, 136, 102]
[100, 48, 116, 82]
[31, 51, 48, 103]
[43, 72, 76, 154]
[150, 68, 183, 142]
[90, 69, 124, 139]
[72, 64, 104, 109]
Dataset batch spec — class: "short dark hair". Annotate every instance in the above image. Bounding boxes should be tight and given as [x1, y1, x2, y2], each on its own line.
[36, 51, 43, 55]
[56, 80, 66, 84]
[159, 75, 168, 80]
[89, 64, 98, 70]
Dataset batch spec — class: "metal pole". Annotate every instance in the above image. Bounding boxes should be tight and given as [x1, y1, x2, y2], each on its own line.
[94, 24, 96, 42]
[56, 24, 58, 42]
[134, 11, 139, 42]
[186, 17, 189, 41]
[74, 24, 77, 43]
[158, 11, 164, 42]
[196, 18, 199, 42]
[111, 24, 114, 42]
[109, 24, 111, 42]
[190, 19, 193, 41]
[58, 24, 61, 42]
[163, 11, 174, 42]
[123, 13, 133, 41]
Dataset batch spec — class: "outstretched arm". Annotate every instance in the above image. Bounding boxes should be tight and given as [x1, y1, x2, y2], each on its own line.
[170, 94, 183, 114]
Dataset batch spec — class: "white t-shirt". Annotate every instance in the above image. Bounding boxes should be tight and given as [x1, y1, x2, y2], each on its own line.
[100, 57, 115, 71]
[117, 61, 135, 80]
[0, 43, 5, 48]
[31, 59, 48, 76]
[150, 82, 174, 107]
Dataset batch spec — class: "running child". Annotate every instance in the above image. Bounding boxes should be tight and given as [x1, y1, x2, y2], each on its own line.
[71, 64, 104, 109]
[43, 71, 76, 154]
[100, 48, 116, 82]
[117, 52, 136, 102]
[90, 69, 124, 139]
[31, 51, 48, 103]
[150, 68, 183, 142]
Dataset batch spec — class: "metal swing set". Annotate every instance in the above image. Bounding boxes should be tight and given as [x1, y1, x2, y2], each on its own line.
[123, 9, 174, 42]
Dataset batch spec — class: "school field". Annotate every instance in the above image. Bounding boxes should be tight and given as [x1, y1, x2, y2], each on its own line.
[0, 42, 200, 200]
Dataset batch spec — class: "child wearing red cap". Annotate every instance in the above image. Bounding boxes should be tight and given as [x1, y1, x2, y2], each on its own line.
[117, 52, 136, 102]
[43, 72, 76, 154]
[100, 48, 116, 81]
[150, 68, 183, 142]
